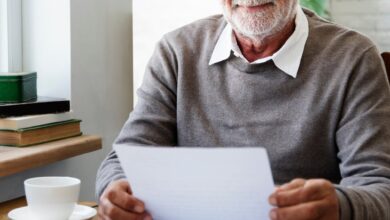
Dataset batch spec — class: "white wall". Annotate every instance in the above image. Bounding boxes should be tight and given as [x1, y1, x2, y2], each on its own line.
[0, 0, 133, 202]
[23, 0, 71, 99]
[0, 0, 8, 71]
[133, 0, 221, 105]
[330, 0, 390, 52]
[70, 0, 133, 200]
[0, 0, 23, 72]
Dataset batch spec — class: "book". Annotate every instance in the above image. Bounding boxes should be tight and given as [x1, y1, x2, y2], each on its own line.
[0, 111, 74, 130]
[0, 72, 37, 103]
[0, 119, 82, 147]
[0, 96, 70, 118]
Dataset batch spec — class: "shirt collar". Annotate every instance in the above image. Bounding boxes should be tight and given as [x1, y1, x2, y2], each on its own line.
[209, 6, 309, 78]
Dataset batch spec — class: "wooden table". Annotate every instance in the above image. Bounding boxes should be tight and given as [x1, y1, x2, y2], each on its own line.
[0, 135, 102, 177]
[0, 197, 98, 220]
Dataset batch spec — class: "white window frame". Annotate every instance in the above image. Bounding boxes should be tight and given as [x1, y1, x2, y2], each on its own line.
[0, 0, 22, 72]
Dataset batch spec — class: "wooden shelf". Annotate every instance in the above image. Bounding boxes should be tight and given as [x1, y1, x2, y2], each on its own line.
[0, 135, 102, 177]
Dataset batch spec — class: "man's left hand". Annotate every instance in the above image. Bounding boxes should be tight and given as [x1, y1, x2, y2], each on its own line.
[268, 178, 339, 220]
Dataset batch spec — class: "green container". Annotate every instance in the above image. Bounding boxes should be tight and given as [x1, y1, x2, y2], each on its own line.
[0, 72, 37, 103]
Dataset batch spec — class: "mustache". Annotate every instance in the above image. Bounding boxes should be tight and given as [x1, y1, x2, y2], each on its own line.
[232, 0, 275, 7]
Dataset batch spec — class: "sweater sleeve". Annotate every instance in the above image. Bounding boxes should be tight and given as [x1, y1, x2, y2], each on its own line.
[96, 37, 178, 199]
[335, 46, 390, 220]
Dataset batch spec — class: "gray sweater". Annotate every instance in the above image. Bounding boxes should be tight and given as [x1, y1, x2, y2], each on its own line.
[97, 9, 390, 220]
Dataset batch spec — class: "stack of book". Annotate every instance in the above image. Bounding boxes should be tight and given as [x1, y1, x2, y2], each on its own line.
[0, 72, 82, 147]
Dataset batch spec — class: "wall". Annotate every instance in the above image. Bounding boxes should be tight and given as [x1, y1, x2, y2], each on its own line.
[0, 0, 133, 202]
[133, 0, 221, 105]
[70, 0, 133, 200]
[23, 0, 71, 99]
[0, 0, 9, 71]
[0, 0, 23, 72]
[330, 0, 390, 52]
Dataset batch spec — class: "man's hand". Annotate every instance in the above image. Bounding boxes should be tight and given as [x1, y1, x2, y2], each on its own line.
[268, 179, 339, 220]
[98, 179, 152, 220]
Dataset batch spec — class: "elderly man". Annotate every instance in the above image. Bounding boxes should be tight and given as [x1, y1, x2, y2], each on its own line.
[96, 0, 390, 219]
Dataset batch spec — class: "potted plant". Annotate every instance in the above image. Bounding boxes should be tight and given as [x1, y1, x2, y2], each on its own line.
[300, 0, 330, 19]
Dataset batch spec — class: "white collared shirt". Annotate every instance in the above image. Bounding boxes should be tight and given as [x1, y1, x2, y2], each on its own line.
[209, 6, 309, 78]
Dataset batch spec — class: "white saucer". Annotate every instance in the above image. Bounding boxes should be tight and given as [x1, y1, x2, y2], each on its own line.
[8, 204, 97, 220]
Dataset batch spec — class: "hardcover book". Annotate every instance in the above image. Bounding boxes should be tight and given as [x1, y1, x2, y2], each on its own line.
[0, 111, 74, 130]
[0, 119, 82, 147]
[0, 72, 37, 103]
[0, 96, 70, 118]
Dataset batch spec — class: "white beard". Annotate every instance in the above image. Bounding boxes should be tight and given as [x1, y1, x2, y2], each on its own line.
[223, 0, 297, 38]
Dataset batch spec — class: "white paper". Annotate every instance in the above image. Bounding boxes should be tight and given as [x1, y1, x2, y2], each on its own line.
[115, 145, 275, 220]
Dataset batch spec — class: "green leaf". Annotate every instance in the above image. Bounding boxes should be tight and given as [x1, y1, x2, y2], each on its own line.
[300, 0, 328, 17]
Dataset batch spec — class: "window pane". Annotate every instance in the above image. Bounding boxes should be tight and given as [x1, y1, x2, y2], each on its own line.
[133, 0, 220, 105]
[0, 0, 22, 73]
[0, 0, 9, 72]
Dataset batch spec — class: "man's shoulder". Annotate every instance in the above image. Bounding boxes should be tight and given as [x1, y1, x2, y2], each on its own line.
[305, 9, 377, 53]
[305, 10, 375, 48]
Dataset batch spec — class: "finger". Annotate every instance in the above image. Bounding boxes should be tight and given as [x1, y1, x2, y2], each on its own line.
[144, 211, 153, 220]
[116, 179, 133, 194]
[271, 179, 334, 207]
[302, 179, 334, 201]
[269, 179, 305, 206]
[269, 199, 327, 220]
[269, 185, 303, 207]
[100, 197, 149, 220]
[279, 178, 306, 191]
[97, 211, 105, 220]
[98, 204, 107, 219]
[106, 189, 145, 213]
[98, 212, 111, 220]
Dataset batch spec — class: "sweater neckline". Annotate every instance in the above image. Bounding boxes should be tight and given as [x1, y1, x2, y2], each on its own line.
[226, 54, 280, 74]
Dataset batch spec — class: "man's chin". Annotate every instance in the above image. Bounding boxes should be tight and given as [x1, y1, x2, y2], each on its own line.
[231, 20, 276, 37]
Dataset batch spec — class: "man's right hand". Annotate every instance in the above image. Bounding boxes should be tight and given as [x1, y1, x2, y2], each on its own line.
[98, 179, 152, 220]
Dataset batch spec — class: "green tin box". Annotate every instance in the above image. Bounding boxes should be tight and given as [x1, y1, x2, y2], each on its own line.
[0, 72, 37, 103]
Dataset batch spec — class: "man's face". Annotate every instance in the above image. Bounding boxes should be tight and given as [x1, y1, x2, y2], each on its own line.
[221, 0, 298, 38]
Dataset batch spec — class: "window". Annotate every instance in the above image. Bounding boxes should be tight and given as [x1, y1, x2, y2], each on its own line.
[1, 0, 72, 98]
[0, 0, 22, 72]
[133, 0, 220, 105]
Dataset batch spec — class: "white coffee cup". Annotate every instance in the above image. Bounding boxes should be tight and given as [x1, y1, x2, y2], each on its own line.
[24, 176, 80, 220]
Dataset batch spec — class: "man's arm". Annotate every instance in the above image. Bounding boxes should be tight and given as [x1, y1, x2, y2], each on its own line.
[334, 46, 390, 219]
[268, 46, 390, 220]
[96, 36, 178, 198]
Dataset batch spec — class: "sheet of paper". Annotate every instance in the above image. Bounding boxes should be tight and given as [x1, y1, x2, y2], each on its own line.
[115, 145, 275, 220]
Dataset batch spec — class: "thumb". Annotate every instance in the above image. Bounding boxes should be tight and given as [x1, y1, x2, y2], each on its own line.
[116, 179, 132, 194]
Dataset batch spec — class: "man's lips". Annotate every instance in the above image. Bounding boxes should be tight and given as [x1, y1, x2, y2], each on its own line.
[236, 2, 274, 12]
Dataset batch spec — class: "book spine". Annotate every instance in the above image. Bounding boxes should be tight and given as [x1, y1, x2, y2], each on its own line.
[0, 112, 73, 130]
[0, 120, 82, 146]
[19, 133, 83, 147]
[0, 101, 70, 118]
